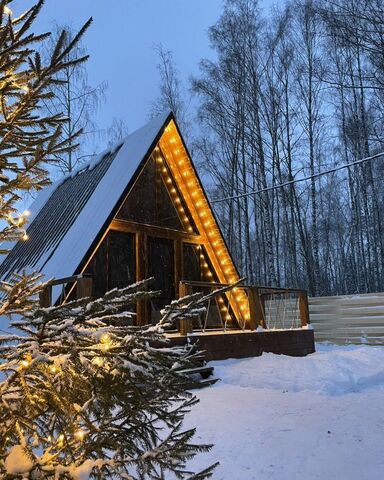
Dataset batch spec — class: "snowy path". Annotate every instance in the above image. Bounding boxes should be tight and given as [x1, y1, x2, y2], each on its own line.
[186, 344, 384, 479]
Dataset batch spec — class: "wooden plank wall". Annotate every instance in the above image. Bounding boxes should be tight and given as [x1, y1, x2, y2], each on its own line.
[309, 292, 384, 345]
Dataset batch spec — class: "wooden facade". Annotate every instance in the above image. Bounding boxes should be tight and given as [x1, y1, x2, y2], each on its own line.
[77, 121, 249, 328]
[12, 111, 315, 358]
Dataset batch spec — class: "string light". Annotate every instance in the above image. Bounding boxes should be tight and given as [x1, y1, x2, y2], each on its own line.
[4, 6, 12, 16]
[100, 333, 112, 351]
[49, 364, 59, 374]
[75, 429, 86, 441]
[159, 121, 251, 325]
[92, 356, 103, 367]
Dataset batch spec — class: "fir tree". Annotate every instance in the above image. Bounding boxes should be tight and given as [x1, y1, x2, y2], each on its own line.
[0, 3, 218, 478]
[0, 279, 218, 479]
[0, 0, 90, 307]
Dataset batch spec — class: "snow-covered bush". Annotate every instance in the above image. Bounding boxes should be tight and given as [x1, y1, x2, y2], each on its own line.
[0, 279, 217, 478]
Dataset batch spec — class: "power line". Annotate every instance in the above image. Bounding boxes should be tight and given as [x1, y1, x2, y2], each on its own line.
[210, 151, 384, 204]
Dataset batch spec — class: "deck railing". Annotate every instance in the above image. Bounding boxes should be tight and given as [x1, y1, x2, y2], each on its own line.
[178, 281, 310, 334]
[38, 275, 310, 335]
[39, 274, 93, 307]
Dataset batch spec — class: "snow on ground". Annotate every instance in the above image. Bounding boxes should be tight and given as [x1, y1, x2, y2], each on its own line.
[186, 344, 384, 480]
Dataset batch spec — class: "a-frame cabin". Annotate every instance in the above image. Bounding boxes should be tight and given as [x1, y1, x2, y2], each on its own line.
[0, 112, 314, 359]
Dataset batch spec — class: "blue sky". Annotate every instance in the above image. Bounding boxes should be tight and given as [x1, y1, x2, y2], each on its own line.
[14, 0, 223, 136]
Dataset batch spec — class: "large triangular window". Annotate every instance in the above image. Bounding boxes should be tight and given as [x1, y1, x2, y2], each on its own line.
[116, 151, 198, 233]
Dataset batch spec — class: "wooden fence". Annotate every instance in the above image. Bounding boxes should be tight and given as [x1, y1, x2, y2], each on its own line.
[309, 292, 384, 345]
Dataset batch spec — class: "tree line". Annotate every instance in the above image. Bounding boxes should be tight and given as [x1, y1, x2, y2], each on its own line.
[189, 0, 384, 296]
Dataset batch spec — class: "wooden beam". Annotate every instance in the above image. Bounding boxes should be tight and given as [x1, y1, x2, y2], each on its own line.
[39, 285, 52, 307]
[174, 239, 182, 299]
[136, 232, 148, 326]
[247, 287, 266, 330]
[110, 219, 203, 245]
[298, 291, 310, 327]
[178, 282, 193, 334]
[76, 275, 93, 299]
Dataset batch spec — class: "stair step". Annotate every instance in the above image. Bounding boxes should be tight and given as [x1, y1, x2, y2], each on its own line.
[190, 377, 219, 389]
[177, 366, 214, 379]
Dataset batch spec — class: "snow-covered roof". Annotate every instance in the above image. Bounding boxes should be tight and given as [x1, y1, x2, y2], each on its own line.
[0, 110, 172, 282]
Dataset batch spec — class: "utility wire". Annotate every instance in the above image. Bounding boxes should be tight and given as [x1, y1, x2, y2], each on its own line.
[210, 151, 384, 204]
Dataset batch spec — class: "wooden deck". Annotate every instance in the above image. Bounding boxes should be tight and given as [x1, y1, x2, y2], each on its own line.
[167, 328, 315, 361]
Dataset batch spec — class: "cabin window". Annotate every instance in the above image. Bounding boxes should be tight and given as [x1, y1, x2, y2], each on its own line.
[147, 236, 175, 323]
[183, 243, 202, 281]
[108, 230, 136, 289]
[84, 230, 135, 298]
[116, 154, 198, 233]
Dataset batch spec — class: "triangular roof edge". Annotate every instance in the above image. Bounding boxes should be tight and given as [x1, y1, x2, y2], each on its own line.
[72, 110, 174, 276]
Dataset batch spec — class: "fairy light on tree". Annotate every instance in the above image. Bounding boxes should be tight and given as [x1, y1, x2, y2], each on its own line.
[0, 2, 217, 478]
[0, 280, 219, 478]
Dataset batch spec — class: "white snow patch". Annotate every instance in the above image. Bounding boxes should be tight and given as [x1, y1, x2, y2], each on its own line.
[71, 459, 97, 480]
[5, 445, 33, 475]
[186, 343, 384, 480]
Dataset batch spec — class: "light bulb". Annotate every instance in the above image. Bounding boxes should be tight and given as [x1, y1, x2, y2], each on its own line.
[92, 356, 103, 367]
[75, 429, 86, 441]
[100, 333, 111, 351]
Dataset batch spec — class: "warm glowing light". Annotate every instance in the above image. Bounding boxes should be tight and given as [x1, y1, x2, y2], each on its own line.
[100, 333, 111, 351]
[22, 210, 31, 217]
[49, 364, 59, 374]
[20, 359, 30, 368]
[22, 233, 29, 241]
[92, 356, 103, 367]
[4, 6, 12, 16]
[159, 121, 250, 326]
[75, 429, 86, 441]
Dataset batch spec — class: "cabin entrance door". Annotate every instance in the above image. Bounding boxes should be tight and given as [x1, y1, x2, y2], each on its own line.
[147, 236, 175, 323]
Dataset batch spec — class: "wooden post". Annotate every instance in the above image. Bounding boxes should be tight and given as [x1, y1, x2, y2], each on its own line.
[298, 291, 310, 327]
[178, 282, 193, 335]
[248, 287, 266, 330]
[39, 285, 52, 307]
[76, 275, 93, 299]
[179, 281, 192, 299]
[174, 239, 182, 298]
[136, 232, 148, 326]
